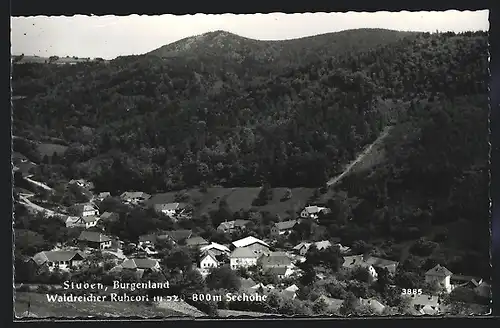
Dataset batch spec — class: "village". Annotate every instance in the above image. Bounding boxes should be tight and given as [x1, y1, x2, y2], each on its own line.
[13, 151, 491, 317]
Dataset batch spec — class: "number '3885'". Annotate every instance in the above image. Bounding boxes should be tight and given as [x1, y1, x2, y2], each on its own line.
[401, 288, 422, 295]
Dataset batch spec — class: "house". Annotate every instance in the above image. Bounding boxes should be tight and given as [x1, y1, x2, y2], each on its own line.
[138, 233, 158, 248]
[342, 255, 379, 281]
[342, 254, 399, 276]
[240, 277, 257, 290]
[249, 283, 275, 295]
[66, 215, 100, 229]
[120, 191, 151, 205]
[96, 192, 111, 201]
[186, 236, 210, 248]
[32, 250, 86, 271]
[406, 294, 442, 315]
[270, 220, 298, 238]
[200, 242, 231, 256]
[153, 202, 188, 217]
[232, 236, 270, 255]
[333, 243, 351, 254]
[64, 216, 85, 228]
[120, 258, 160, 271]
[68, 179, 94, 190]
[300, 205, 330, 219]
[266, 266, 295, 279]
[77, 231, 112, 250]
[474, 281, 491, 298]
[259, 251, 293, 269]
[161, 230, 193, 244]
[111, 257, 161, 279]
[359, 298, 386, 314]
[281, 284, 299, 299]
[100, 211, 119, 222]
[217, 220, 251, 234]
[293, 242, 312, 256]
[71, 203, 99, 217]
[316, 295, 345, 312]
[229, 247, 261, 270]
[425, 264, 453, 293]
[292, 240, 333, 256]
[200, 251, 219, 269]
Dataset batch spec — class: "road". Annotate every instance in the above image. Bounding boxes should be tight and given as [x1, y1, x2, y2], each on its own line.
[327, 126, 393, 187]
[24, 177, 54, 192]
[18, 194, 66, 219]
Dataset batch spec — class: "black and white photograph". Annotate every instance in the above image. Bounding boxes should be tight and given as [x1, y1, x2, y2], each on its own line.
[11, 10, 491, 319]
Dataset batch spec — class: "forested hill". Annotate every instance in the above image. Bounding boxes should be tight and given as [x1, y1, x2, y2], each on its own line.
[12, 31, 487, 193]
[146, 29, 417, 72]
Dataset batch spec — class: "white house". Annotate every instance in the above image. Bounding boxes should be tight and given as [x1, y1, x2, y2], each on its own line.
[230, 247, 260, 270]
[200, 251, 219, 269]
[342, 255, 379, 281]
[359, 298, 386, 314]
[300, 205, 330, 219]
[32, 250, 86, 271]
[200, 242, 231, 254]
[425, 264, 453, 293]
[66, 215, 100, 229]
[71, 203, 99, 217]
[232, 236, 270, 255]
[153, 202, 187, 217]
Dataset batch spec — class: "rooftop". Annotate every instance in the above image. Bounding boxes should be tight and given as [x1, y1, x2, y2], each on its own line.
[232, 236, 269, 248]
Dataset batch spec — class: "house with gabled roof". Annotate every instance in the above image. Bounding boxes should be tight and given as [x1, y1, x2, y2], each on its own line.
[266, 266, 295, 279]
[258, 251, 293, 269]
[32, 250, 86, 271]
[200, 242, 231, 256]
[425, 264, 453, 293]
[405, 294, 442, 315]
[300, 205, 330, 219]
[71, 202, 99, 218]
[100, 211, 119, 222]
[153, 202, 188, 217]
[68, 179, 94, 190]
[270, 220, 298, 238]
[232, 236, 270, 255]
[230, 247, 261, 270]
[96, 192, 111, 201]
[316, 295, 345, 312]
[120, 191, 151, 205]
[160, 229, 193, 244]
[186, 236, 210, 248]
[199, 250, 219, 270]
[77, 231, 112, 250]
[66, 215, 100, 229]
[359, 298, 386, 314]
[217, 220, 251, 234]
[110, 257, 160, 279]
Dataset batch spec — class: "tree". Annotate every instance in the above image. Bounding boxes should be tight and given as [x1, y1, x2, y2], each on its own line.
[205, 266, 241, 292]
[163, 247, 193, 273]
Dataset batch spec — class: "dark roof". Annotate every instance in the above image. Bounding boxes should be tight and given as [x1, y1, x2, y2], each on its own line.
[186, 236, 209, 246]
[78, 231, 111, 243]
[121, 258, 159, 270]
[100, 212, 118, 220]
[426, 264, 453, 277]
[240, 277, 257, 289]
[274, 220, 297, 231]
[32, 250, 85, 265]
[230, 247, 260, 259]
[259, 252, 292, 267]
[266, 266, 288, 275]
[163, 230, 192, 242]
[147, 193, 175, 206]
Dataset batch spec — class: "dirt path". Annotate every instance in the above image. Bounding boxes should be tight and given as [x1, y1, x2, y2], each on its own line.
[327, 126, 393, 187]
[24, 177, 54, 192]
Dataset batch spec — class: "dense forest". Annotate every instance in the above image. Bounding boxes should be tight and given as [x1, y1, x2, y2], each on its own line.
[12, 29, 490, 277]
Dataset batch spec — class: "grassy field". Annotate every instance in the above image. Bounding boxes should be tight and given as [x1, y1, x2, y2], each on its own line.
[37, 143, 68, 158]
[150, 186, 316, 220]
[14, 292, 185, 319]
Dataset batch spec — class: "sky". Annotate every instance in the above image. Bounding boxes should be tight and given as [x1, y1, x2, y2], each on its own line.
[11, 10, 489, 60]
